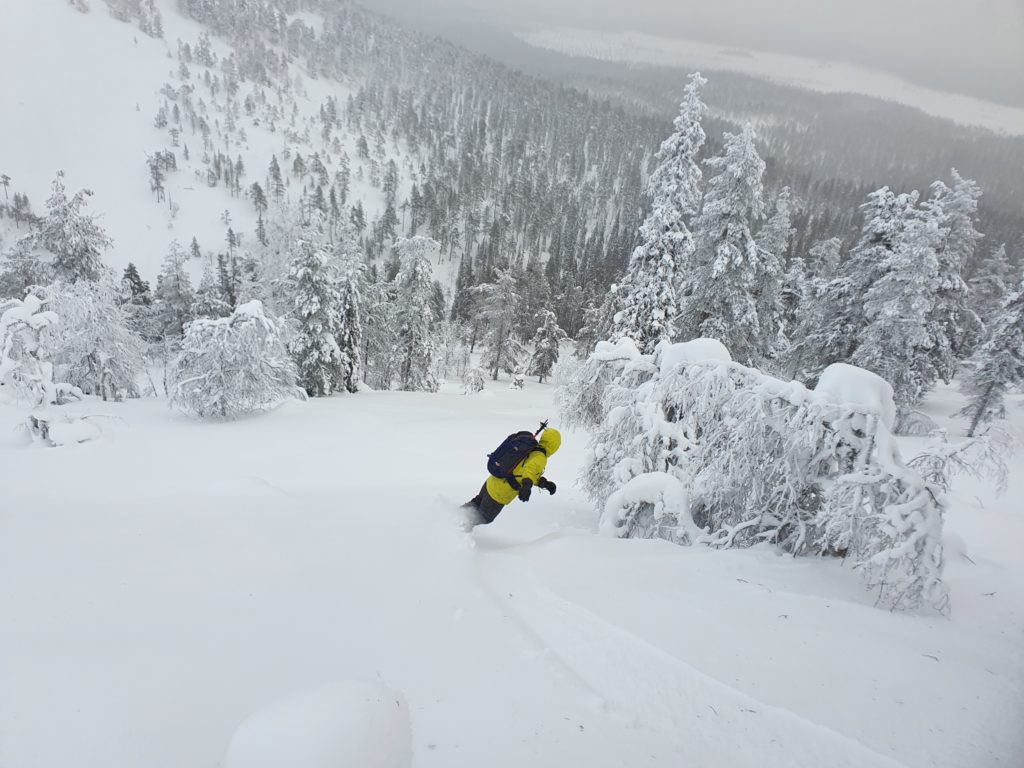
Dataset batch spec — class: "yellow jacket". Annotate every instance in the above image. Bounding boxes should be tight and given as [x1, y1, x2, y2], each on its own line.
[485, 428, 562, 505]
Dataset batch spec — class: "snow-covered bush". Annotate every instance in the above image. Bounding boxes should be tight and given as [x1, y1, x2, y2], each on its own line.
[0, 293, 61, 406]
[462, 366, 485, 394]
[169, 301, 303, 419]
[568, 339, 954, 611]
[45, 278, 145, 400]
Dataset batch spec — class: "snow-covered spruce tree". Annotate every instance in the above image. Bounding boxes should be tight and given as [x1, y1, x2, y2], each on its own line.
[611, 72, 707, 355]
[529, 309, 568, 383]
[0, 236, 52, 299]
[191, 261, 233, 319]
[515, 257, 552, 340]
[969, 244, 1012, 330]
[249, 202, 309, 317]
[920, 170, 983, 379]
[288, 237, 345, 397]
[152, 241, 195, 340]
[477, 269, 526, 381]
[681, 124, 768, 365]
[335, 253, 364, 394]
[851, 209, 941, 408]
[0, 293, 61, 406]
[462, 366, 485, 394]
[959, 277, 1024, 436]
[45, 278, 145, 400]
[797, 189, 917, 380]
[779, 253, 808, 340]
[36, 171, 112, 283]
[362, 272, 398, 391]
[393, 237, 440, 392]
[170, 301, 302, 420]
[755, 186, 795, 362]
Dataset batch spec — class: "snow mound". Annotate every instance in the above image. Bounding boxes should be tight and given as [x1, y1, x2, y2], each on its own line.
[223, 681, 412, 768]
[591, 338, 642, 362]
[47, 417, 103, 446]
[814, 363, 896, 430]
[656, 338, 732, 376]
[600, 472, 698, 542]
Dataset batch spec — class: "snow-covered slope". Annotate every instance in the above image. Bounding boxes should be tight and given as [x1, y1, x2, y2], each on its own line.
[0, 0, 413, 282]
[1, 378, 1021, 767]
[516, 26, 1024, 136]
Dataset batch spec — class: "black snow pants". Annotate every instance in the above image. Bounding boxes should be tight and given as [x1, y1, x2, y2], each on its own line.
[465, 483, 505, 525]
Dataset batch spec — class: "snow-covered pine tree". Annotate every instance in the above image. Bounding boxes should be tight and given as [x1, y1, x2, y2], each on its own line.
[152, 241, 195, 339]
[755, 186, 795, 362]
[515, 257, 552, 340]
[449, 253, 475, 324]
[0, 236, 52, 299]
[191, 261, 233, 319]
[170, 300, 301, 419]
[462, 366, 485, 394]
[120, 263, 150, 305]
[851, 208, 941, 407]
[288, 237, 345, 397]
[393, 236, 440, 392]
[682, 123, 768, 365]
[477, 268, 525, 380]
[611, 72, 707, 354]
[969, 244, 1012, 329]
[529, 309, 568, 383]
[361, 270, 398, 391]
[779, 253, 807, 341]
[959, 275, 1024, 436]
[334, 244, 364, 395]
[37, 171, 112, 283]
[921, 170, 984, 378]
[797, 189, 917, 380]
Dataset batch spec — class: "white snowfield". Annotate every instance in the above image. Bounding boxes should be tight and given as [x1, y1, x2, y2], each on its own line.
[1, 380, 1022, 768]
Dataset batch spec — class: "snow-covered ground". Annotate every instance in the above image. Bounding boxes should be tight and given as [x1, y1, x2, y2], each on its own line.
[1, 378, 1021, 767]
[516, 26, 1024, 136]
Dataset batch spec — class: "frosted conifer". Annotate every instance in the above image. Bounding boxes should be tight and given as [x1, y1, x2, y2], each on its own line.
[152, 241, 195, 339]
[394, 237, 440, 392]
[529, 309, 568, 383]
[682, 124, 768, 365]
[37, 171, 112, 283]
[477, 269, 526, 380]
[611, 72, 707, 354]
[959, 277, 1024, 436]
[289, 237, 345, 397]
[851, 211, 941, 407]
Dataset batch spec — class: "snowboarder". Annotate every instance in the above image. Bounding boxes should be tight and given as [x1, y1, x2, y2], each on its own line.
[464, 427, 561, 525]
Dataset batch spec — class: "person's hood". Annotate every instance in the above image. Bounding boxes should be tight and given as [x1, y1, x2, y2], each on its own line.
[539, 428, 561, 456]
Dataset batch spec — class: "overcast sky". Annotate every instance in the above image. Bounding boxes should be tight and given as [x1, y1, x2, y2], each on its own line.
[360, 0, 1024, 106]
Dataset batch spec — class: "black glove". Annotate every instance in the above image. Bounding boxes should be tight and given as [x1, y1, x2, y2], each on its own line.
[518, 478, 533, 502]
[538, 477, 557, 495]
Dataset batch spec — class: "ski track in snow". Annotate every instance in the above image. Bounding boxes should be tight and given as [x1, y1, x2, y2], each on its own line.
[476, 545, 910, 768]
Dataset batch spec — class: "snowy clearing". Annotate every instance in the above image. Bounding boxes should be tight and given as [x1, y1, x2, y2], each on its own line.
[1, 380, 1021, 768]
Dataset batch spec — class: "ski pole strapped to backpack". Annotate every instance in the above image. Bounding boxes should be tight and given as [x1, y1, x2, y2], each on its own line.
[487, 431, 547, 491]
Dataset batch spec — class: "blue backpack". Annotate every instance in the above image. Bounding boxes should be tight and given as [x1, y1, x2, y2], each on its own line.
[487, 431, 546, 490]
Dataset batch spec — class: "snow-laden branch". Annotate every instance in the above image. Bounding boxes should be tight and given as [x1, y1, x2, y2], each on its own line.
[562, 338, 952, 612]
